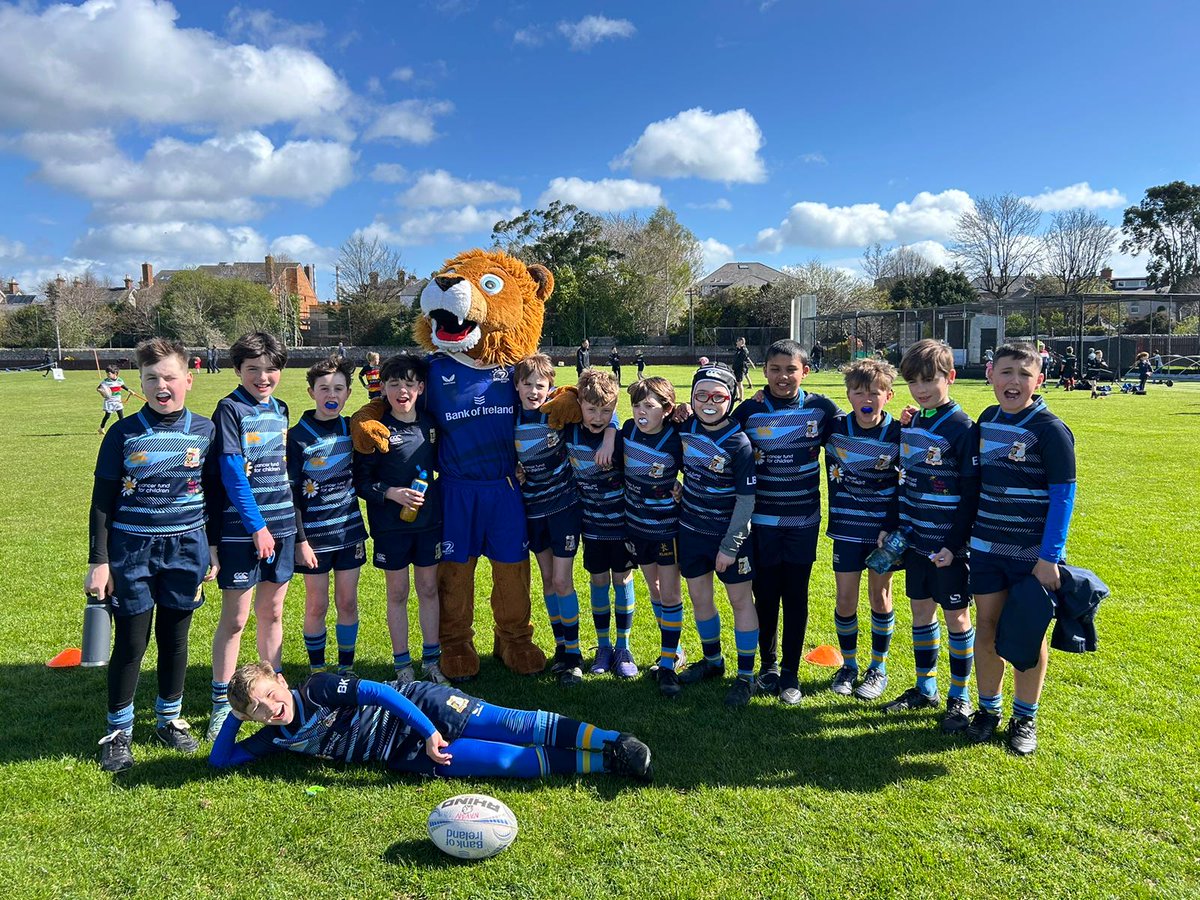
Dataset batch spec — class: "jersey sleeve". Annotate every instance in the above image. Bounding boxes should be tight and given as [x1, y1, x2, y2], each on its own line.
[285, 427, 305, 493]
[208, 715, 283, 768]
[730, 399, 753, 428]
[818, 395, 843, 442]
[356, 680, 437, 740]
[94, 426, 126, 480]
[732, 434, 756, 495]
[303, 671, 362, 707]
[213, 400, 241, 455]
[1041, 419, 1076, 484]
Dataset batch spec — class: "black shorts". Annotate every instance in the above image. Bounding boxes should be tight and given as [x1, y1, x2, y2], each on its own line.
[753, 524, 818, 568]
[109, 527, 209, 617]
[372, 529, 443, 570]
[831, 539, 876, 573]
[295, 541, 367, 575]
[678, 527, 753, 584]
[217, 536, 296, 590]
[527, 506, 582, 558]
[582, 536, 635, 575]
[628, 534, 678, 568]
[969, 552, 1037, 596]
[903, 549, 971, 610]
[385, 682, 485, 776]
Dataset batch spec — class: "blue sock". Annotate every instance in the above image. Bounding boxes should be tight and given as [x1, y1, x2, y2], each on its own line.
[947, 627, 975, 702]
[696, 613, 723, 666]
[107, 702, 135, 737]
[734, 627, 758, 680]
[590, 583, 612, 647]
[304, 630, 327, 672]
[543, 593, 564, 647]
[835, 612, 859, 671]
[980, 693, 1003, 714]
[559, 590, 581, 655]
[421, 643, 441, 666]
[870, 611, 895, 673]
[154, 695, 182, 729]
[659, 600, 684, 670]
[210, 680, 229, 708]
[614, 580, 635, 650]
[912, 622, 940, 697]
[1012, 698, 1039, 720]
[393, 651, 412, 673]
[335, 621, 358, 671]
[649, 592, 663, 629]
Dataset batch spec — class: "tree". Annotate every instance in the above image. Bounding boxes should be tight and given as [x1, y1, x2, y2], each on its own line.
[783, 260, 884, 317]
[604, 207, 703, 336]
[492, 201, 613, 271]
[42, 272, 116, 347]
[1120, 181, 1200, 291]
[952, 193, 1042, 297]
[336, 234, 412, 304]
[861, 242, 934, 284]
[1041, 208, 1115, 295]
[158, 271, 282, 345]
[888, 267, 977, 308]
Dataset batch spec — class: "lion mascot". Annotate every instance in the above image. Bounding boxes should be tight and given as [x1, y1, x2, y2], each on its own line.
[352, 249, 577, 679]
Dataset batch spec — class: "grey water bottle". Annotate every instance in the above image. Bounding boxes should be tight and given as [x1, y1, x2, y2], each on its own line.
[81, 594, 112, 667]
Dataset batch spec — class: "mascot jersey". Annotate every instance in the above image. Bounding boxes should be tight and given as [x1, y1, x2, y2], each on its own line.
[425, 355, 519, 481]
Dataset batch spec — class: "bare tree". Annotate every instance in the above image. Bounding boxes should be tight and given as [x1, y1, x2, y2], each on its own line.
[861, 242, 934, 284]
[952, 193, 1042, 298]
[1042, 208, 1115, 295]
[42, 271, 115, 347]
[336, 234, 411, 304]
[604, 207, 703, 335]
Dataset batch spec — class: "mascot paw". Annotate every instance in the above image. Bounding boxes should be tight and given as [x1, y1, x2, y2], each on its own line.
[350, 399, 392, 453]
[439, 642, 481, 681]
[544, 385, 583, 430]
[498, 640, 548, 676]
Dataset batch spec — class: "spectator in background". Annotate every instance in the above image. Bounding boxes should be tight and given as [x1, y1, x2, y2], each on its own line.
[576, 339, 591, 376]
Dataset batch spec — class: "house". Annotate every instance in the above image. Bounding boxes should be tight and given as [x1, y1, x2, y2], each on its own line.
[156, 256, 321, 332]
[1100, 267, 1150, 292]
[1, 279, 41, 315]
[695, 262, 788, 297]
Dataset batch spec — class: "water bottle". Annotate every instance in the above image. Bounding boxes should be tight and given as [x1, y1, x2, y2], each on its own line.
[866, 526, 912, 575]
[81, 593, 113, 667]
[400, 468, 429, 523]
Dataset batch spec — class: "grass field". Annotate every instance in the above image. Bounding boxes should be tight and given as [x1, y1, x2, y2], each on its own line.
[1, 362, 1197, 900]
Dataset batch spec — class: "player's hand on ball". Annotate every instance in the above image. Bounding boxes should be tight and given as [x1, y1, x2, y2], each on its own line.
[1033, 558, 1062, 591]
[85, 563, 113, 599]
[425, 731, 453, 766]
[714, 551, 735, 573]
[252, 527, 276, 561]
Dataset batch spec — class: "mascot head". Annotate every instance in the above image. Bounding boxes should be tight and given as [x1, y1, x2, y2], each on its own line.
[415, 249, 553, 367]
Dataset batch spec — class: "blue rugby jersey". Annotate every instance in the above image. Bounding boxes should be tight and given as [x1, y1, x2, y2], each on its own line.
[732, 390, 840, 528]
[352, 412, 441, 535]
[213, 387, 294, 541]
[565, 423, 625, 541]
[514, 408, 578, 518]
[970, 398, 1076, 562]
[286, 412, 367, 552]
[679, 417, 756, 537]
[95, 407, 215, 536]
[621, 419, 682, 541]
[825, 412, 902, 544]
[898, 402, 978, 556]
[424, 354, 518, 481]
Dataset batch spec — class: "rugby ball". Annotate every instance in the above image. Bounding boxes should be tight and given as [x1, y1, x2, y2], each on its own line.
[427, 793, 518, 860]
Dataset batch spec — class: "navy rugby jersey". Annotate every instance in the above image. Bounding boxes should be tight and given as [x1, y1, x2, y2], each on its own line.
[733, 390, 840, 529]
[213, 387, 294, 541]
[286, 412, 367, 552]
[514, 408, 578, 518]
[424, 355, 518, 481]
[825, 413, 901, 543]
[899, 402, 978, 556]
[621, 420, 682, 540]
[565, 424, 625, 541]
[970, 397, 1075, 562]
[679, 417, 756, 537]
[353, 412, 441, 534]
[95, 407, 215, 536]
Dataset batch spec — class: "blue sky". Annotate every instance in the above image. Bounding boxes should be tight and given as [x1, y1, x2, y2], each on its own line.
[1, 0, 1195, 300]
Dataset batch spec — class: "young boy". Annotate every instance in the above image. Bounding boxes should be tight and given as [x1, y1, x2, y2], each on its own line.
[87, 338, 219, 772]
[97, 364, 128, 433]
[609, 347, 622, 387]
[622, 376, 687, 697]
[732, 340, 840, 705]
[967, 343, 1076, 755]
[352, 354, 446, 685]
[676, 363, 759, 706]
[208, 331, 296, 740]
[565, 369, 636, 678]
[731, 337, 754, 401]
[210, 660, 652, 782]
[288, 356, 369, 675]
[883, 339, 979, 735]
[513, 354, 585, 686]
[824, 359, 902, 701]
[358, 351, 382, 400]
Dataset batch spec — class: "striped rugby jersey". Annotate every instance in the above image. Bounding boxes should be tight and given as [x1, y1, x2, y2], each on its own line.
[214, 387, 294, 541]
[825, 412, 901, 544]
[287, 412, 367, 552]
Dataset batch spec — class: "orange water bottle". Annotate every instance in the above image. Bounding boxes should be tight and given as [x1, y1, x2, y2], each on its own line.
[400, 468, 429, 523]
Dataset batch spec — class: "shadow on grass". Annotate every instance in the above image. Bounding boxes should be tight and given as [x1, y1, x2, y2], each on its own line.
[0, 657, 950, 793]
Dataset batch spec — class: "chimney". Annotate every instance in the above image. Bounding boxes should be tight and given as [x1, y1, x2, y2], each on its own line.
[1101, 266, 1113, 282]
[124, 275, 133, 291]
[265, 255, 276, 286]
[6, 279, 16, 296]
[304, 264, 313, 285]
[140, 262, 154, 287]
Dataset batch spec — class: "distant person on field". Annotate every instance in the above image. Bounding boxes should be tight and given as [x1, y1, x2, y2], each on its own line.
[1135, 352, 1152, 393]
[358, 352, 383, 400]
[97, 364, 129, 434]
[576, 339, 591, 376]
[207, 345, 220, 375]
[731, 337, 754, 401]
[609, 346, 622, 387]
[1060, 347, 1078, 391]
[811, 341, 825, 372]
[636, 349, 646, 380]
[43, 348, 54, 377]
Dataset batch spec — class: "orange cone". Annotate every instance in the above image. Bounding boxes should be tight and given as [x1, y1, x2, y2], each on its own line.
[804, 644, 843, 668]
[47, 647, 82, 668]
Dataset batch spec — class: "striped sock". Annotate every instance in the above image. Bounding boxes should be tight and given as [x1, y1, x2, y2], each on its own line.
[335, 622, 358, 671]
[543, 593, 564, 648]
[947, 627, 975, 702]
[980, 692, 1003, 714]
[107, 702, 135, 737]
[734, 627, 759, 680]
[576, 749, 606, 774]
[572, 720, 619, 750]
[614, 580, 635, 650]
[590, 583, 612, 648]
[560, 590, 581, 655]
[912, 622, 940, 698]
[1012, 698, 1039, 721]
[649, 592, 663, 629]
[696, 613, 723, 666]
[870, 611, 895, 673]
[421, 643, 441, 666]
[659, 600, 684, 670]
[154, 695, 182, 729]
[303, 630, 327, 672]
[211, 680, 229, 708]
[835, 612, 859, 672]
[393, 651, 412, 674]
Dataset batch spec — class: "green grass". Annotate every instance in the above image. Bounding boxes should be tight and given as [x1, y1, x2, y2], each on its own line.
[1, 364, 1197, 899]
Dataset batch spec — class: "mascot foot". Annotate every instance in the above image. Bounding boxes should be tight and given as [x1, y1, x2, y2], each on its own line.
[498, 640, 547, 676]
[439, 642, 480, 681]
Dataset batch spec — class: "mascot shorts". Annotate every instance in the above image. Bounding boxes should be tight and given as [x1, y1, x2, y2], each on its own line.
[440, 475, 529, 564]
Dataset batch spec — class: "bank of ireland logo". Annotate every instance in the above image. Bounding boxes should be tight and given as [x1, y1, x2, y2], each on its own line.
[474, 395, 487, 406]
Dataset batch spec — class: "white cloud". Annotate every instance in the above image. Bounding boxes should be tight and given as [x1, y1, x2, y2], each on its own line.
[401, 170, 521, 208]
[699, 238, 734, 274]
[363, 205, 523, 245]
[270, 234, 337, 267]
[513, 27, 543, 47]
[97, 199, 266, 223]
[74, 222, 269, 266]
[538, 177, 662, 212]
[390, 66, 415, 82]
[904, 240, 956, 270]
[364, 100, 454, 143]
[687, 198, 733, 211]
[1023, 182, 1126, 212]
[1104, 238, 1149, 279]
[0, 0, 350, 133]
[800, 152, 827, 165]
[0, 237, 27, 261]
[613, 108, 766, 183]
[558, 15, 636, 50]
[371, 163, 410, 184]
[226, 6, 325, 48]
[754, 189, 974, 251]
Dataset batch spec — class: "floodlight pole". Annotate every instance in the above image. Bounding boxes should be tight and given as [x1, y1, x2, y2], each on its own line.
[686, 287, 696, 358]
